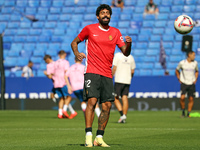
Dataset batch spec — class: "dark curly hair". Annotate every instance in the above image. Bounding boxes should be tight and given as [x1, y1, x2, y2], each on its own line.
[96, 4, 112, 16]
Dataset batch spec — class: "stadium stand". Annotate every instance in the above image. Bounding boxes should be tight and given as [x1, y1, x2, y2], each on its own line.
[1, 0, 200, 76]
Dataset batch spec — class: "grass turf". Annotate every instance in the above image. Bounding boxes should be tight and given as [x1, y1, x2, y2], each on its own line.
[0, 110, 200, 150]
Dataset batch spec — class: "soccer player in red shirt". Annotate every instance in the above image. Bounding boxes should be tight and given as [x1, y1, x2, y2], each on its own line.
[71, 4, 132, 147]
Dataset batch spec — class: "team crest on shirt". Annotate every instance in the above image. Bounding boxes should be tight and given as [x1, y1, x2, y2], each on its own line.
[109, 35, 113, 41]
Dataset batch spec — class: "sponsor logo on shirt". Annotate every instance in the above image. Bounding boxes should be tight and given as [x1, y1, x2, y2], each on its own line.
[109, 35, 113, 40]
[120, 36, 124, 42]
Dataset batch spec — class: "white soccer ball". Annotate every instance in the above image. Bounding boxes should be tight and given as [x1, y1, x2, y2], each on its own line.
[174, 15, 194, 34]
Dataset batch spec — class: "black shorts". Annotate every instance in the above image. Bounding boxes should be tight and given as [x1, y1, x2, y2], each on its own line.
[83, 73, 115, 104]
[181, 83, 196, 97]
[114, 83, 130, 97]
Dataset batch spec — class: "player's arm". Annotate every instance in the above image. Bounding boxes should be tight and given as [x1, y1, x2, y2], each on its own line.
[71, 36, 86, 61]
[175, 69, 181, 83]
[194, 71, 199, 84]
[64, 75, 72, 94]
[112, 65, 117, 77]
[119, 36, 132, 57]
[131, 69, 135, 78]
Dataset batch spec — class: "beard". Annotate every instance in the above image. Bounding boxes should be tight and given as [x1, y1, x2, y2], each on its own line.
[99, 16, 110, 26]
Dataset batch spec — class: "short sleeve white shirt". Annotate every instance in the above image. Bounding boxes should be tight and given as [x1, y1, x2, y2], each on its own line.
[176, 59, 198, 85]
[113, 52, 136, 84]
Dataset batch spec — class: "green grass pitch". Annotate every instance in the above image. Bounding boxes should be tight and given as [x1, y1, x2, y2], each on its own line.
[0, 110, 200, 150]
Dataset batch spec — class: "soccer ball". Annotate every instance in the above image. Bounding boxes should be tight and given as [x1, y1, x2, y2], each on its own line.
[174, 15, 194, 34]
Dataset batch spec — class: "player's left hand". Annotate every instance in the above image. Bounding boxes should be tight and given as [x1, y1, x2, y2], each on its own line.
[125, 36, 132, 43]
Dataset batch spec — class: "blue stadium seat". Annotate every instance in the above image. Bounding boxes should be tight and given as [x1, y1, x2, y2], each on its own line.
[8, 50, 20, 57]
[4, 0, 15, 6]
[62, 7, 74, 13]
[169, 13, 180, 20]
[101, 0, 112, 5]
[136, 42, 148, 49]
[124, 0, 136, 6]
[81, 21, 93, 28]
[149, 42, 160, 48]
[74, 7, 86, 14]
[7, 22, 20, 28]
[140, 69, 152, 76]
[152, 70, 165, 76]
[21, 50, 32, 58]
[25, 7, 37, 15]
[193, 35, 200, 41]
[136, 1, 147, 6]
[20, 22, 31, 28]
[71, 15, 83, 22]
[69, 22, 81, 29]
[3, 36, 13, 43]
[150, 35, 161, 41]
[128, 28, 139, 35]
[120, 14, 131, 21]
[37, 70, 46, 77]
[161, 0, 172, 6]
[154, 62, 162, 69]
[46, 49, 57, 57]
[5, 70, 11, 77]
[132, 14, 143, 21]
[14, 36, 26, 42]
[52, 0, 64, 7]
[48, 43, 60, 51]
[185, 0, 197, 5]
[29, 29, 41, 35]
[64, 0, 74, 6]
[51, 36, 63, 42]
[0, 14, 10, 21]
[118, 28, 127, 35]
[165, 29, 176, 35]
[135, 7, 144, 13]
[47, 15, 59, 21]
[144, 56, 156, 62]
[10, 43, 23, 52]
[38, 8, 49, 15]
[17, 58, 29, 67]
[118, 21, 130, 28]
[84, 14, 96, 21]
[142, 21, 154, 27]
[175, 34, 182, 41]
[28, 0, 39, 7]
[169, 55, 183, 62]
[57, 22, 68, 29]
[171, 49, 184, 55]
[4, 29, 17, 35]
[26, 36, 38, 42]
[144, 15, 155, 20]
[138, 35, 149, 42]
[141, 63, 154, 69]
[86, 6, 96, 13]
[41, 0, 52, 7]
[38, 36, 50, 42]
[50, 7, 61, 14]
[173, 0, 184, 5]
[4, 57, 18, 67]
[121, 7, 134, 14]
[54, 29, 65, 35]
[88, 0, 101, 6]
[163, 35, 174, 41]
[40, 63, 47, 70]
[36, 43, 48, 51]
[77, 0, 88, 6]
[35, 14, 46, 21]
[173, 42, 182, 49]
[159, 6, 170, 13]
[1, 7, 13, 14]
[163, 42, 173, 48]
[184, 5, 196, 12]
[133, 49, 146, 56]
[171, 6, 183, 12]
[16, 0, 27, 7]
[24, 43, 35, 51]
[154, 21, 166, 27]
[33, 50, 45, 57]
[30, 57, 43, 63]
[44, 22, 57, 28]
[196, 6, 200, 12]
[152, 28, 164, 34]
[10, 15, 21, 21]
[17, 29, 29, 35]
[60, 14, 71, 21]
[146, 49, 159, 55]
[157, 14, 168, 20]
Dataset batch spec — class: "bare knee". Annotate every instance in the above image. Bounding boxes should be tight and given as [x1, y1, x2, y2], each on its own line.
[87, 98, 97, 109]
[102, 102, 112, 111]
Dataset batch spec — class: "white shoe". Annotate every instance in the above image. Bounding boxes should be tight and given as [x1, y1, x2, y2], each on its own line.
[118, 115, 126, 123]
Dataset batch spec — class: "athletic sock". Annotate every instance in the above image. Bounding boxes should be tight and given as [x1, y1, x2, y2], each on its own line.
[187, 111, 190, 116]
[96, 130, 104, 138]
[81, 103, 87, 112]
[68, 104, 75, 114]
[63, 105, 68, 111]
[95, 107, 101, 117]
[182, 109, 185, 116]
[119, 111, 123, 116]
[58, 108, 63, 115]
[85, 127, 92, 136]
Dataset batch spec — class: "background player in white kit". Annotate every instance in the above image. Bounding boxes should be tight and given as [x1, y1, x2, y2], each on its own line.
[112, 52, 136, 123]
[176, 51, 198, 117]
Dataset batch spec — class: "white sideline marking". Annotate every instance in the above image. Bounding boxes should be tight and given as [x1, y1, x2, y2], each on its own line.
[0, 128, 197, 131]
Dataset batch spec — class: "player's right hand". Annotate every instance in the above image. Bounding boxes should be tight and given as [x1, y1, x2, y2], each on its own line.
[76, 52, 86, 61]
